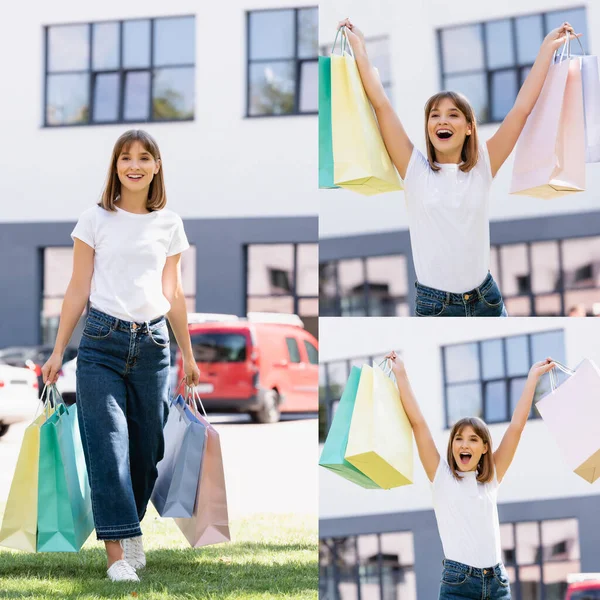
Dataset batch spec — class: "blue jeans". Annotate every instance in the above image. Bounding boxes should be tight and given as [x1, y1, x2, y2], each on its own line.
[415, 272, 508, 317]
[76, 307, 171, 540]
[439, 560, 512, 599]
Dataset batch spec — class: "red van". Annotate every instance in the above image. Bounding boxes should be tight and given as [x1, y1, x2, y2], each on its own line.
[176, 314, 318, 423]
[566, 574, 600, 599]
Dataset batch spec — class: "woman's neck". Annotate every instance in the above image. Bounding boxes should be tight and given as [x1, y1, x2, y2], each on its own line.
[435, 148, 463, 164]
[118, 188, 151, 214]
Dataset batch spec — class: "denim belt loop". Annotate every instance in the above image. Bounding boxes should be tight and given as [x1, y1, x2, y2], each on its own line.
[446, 292, 451, 304]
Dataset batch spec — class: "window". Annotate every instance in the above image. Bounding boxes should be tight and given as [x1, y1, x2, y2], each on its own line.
[45, 16, 195, 126]
[286, 338, 301, 363]
[319, 255, 410, 317]
[190, 333, 247, 363]
[304, 341, 318, 365]
[246, 243, 318, 339]
[501, 519, 580, 600]
[492, 236, 600, 316]
[320, 352, 396, 441]
[442, 330, 566, 428]
[247, 7, 317, 116]
[320, 532, 416, 600]
[438, 8, 588, 123]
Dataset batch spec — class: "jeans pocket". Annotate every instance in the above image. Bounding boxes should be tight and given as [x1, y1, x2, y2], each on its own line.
[494, 568, 510, 588]
[148, 323, 170, 347]
[415, 297, 446, 317]
[480, 281, 503, 308]
[441, 568, 469, 586]
[82, 318, 113, 340]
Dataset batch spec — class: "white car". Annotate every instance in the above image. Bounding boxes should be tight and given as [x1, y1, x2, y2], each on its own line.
[0, 364, 40, 437]
[55, 357, 77, 405]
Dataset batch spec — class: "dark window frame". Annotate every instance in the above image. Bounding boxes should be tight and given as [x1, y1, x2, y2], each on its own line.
[442, 329, 565, 429]
[245, 6, 318, 118]
[319, 254, 409, 317]
[43, 15, 196, 127]
[492, 235, 600, 316]
[437, 7, 587, 125]
[245, 242, 318, 317]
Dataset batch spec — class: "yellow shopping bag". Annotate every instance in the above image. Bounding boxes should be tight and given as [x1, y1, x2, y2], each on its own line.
[344, 363, 413, 489]
[0, 390, 54, 551]
[330, 32, 403, 196]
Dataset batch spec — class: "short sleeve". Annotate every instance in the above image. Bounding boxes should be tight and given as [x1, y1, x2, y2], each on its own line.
[432, 458, 450, 490]
[478, 141, 493, 181]
[403, 146, 430, 195]
[167, 215, 190, 256]
[71, 208, 96, 248]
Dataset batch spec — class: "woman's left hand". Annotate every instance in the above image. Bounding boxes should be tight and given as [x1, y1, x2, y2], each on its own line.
[183, 353, 200, 387]
[528, 357, 556, 380]
[543, 21, 582, 52]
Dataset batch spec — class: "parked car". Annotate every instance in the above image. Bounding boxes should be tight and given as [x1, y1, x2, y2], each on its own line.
[0, 364, 40, 437]
[177, 313, 318, 423]
[566, 573, 600, 599]
[0, 346, 78, 397]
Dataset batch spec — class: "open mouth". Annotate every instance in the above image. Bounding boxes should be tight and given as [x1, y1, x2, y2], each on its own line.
[436, 129, 454, 140]
[459, 452, 472, 465]
[127, 174, 143, 181]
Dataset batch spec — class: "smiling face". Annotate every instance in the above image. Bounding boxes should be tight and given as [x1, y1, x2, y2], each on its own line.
[427, 97, 472, 161]
[452, 425, 488, 472]
[116, 141, 161, 194]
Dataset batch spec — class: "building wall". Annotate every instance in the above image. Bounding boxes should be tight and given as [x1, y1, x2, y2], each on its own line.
[318, 0, 600, 238]
[0, 0, 319, 223]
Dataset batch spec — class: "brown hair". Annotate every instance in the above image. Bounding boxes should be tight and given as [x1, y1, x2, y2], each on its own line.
[98, 129, 166, 212]
[424, 91, 479, 173]
[447, 417, 494, 484]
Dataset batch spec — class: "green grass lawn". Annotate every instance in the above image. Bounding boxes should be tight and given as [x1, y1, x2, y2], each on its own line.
[0, 504, 318, 599]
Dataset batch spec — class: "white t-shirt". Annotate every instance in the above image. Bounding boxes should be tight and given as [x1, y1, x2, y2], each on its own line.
[404, 143, 493, 293]
[431, 459, 502, 568]
[71, 204, 190, 322]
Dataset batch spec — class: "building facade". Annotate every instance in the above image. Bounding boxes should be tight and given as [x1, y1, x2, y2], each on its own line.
[319, 317, 600, 599]
[0, 0, 319, 348]
[318, 0, 600, 317]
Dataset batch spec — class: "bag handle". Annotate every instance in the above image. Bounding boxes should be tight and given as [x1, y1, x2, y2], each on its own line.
[183, 383, 209, 423]
[331, 26, 355, 59]
[548, 359, 576, 392]
[555, 30, 586, 63]
[377, 358, 397, 384]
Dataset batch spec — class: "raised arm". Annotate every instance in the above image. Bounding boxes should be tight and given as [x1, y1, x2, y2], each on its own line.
[486, 22, 580, 178]
[493, 358, 556, 483]
[386, 351, 440, 482]
[340, 19, 414, 179]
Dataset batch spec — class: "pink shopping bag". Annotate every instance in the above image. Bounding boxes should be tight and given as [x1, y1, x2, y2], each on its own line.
[536, 359, 600, 483]
[510, 45, 585, 199]
[174, 390, 231, 547]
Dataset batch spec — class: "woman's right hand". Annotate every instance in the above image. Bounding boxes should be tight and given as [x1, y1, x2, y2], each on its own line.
[41, 352, 63, 386]
[337, 18, 367, 55]
[384, 351, 405, 374]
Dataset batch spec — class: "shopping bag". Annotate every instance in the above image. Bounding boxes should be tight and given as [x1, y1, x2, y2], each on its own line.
[319, 56, 339, 189]
[319, 366, 382, 488]
[510, 37, 586, 198]
[344, 362, 413, 489]
[37, 387, 94, 552]
[0, 387, 55, 551]
[581, 55, 600, 163]
[174, 390, 230, 547]
[151, 393, 207, 518]
[330, 28, 403, 196]
[536, 359, 600, 483]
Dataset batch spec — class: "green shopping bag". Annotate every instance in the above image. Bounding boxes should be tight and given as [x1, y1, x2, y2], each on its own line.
[319, 367, 381, 488]
[37, 388, 94, 552]
[319, 55, 339, 190]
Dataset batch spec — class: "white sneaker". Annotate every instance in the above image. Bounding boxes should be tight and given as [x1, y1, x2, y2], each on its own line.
[107, 559, 140, 582]
[121, 535, 146, 570]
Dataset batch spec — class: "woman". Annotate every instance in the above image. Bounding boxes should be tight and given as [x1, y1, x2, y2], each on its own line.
[42, 129, 200, 582]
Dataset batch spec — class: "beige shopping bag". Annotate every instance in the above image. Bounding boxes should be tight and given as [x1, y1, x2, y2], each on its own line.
[510, 37, 586, 199]
[536, 359, 600, 483]
[344, 362, 413, 489]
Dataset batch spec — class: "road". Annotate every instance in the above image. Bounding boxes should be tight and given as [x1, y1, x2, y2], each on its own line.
[0, 413, 319, 520]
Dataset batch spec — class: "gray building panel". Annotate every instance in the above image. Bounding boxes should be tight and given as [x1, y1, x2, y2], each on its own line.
[0, 215, 317, 347]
